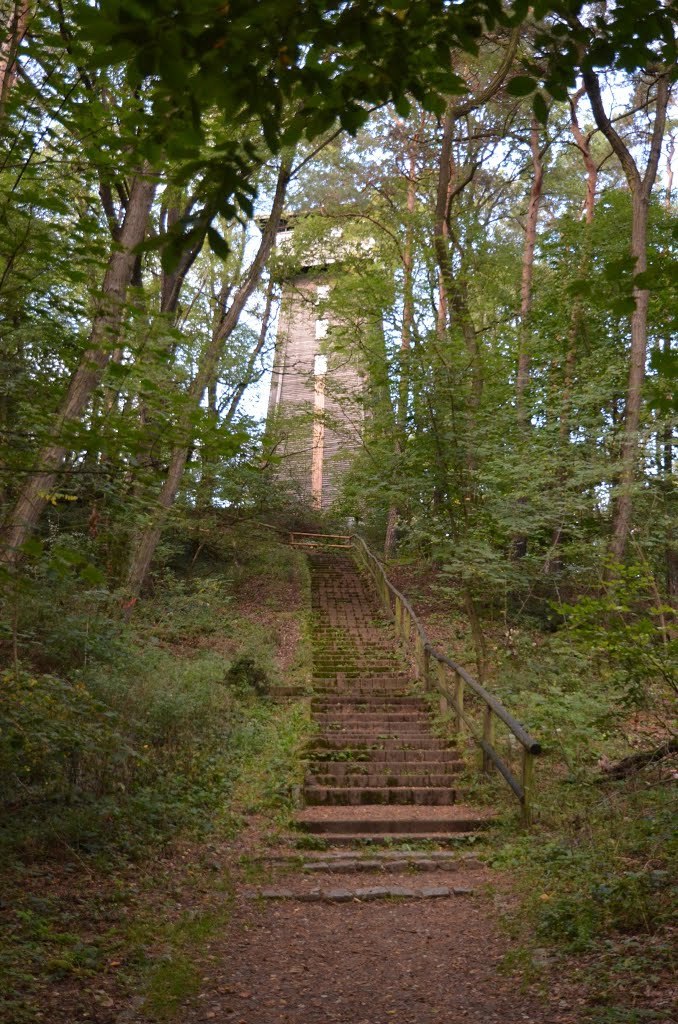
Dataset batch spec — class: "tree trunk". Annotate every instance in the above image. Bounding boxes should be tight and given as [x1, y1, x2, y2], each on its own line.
[515, 119, 544, 428]
[464, 586, 488, 682]
[222, 272, 277, 425]
[431, 24, 519, 418]
[131, 205, 207, 483]
[583, 67, 669, 561]
[0, 169, 156, 564]
[513, 120, 544, 559]
[433, 108, 483, 474]
[196, 273, 277, 506]
[0, 1, 29, 116]
[547, 91, 598, 570]
[609, 188, 650, 561]
[126, 160, 290, 597]
[663, 134, 677, 602]
[385, 130, 418, 558]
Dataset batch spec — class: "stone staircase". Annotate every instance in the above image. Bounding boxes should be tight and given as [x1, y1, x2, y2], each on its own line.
[295, 550, 492, 846]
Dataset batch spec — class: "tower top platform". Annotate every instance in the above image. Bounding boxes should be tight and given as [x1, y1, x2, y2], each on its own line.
[257, 207, 375, 271]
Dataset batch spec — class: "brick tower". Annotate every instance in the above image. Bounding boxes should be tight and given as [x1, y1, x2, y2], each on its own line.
[266, 217, 364, 509]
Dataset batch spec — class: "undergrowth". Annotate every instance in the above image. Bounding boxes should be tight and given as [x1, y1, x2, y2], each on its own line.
[385, 553, 677, 1021]
[488, 620, 676, 1021]
[0, 522, 313, 1022]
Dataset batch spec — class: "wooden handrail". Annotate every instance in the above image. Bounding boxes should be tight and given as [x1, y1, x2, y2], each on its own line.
[289, 531, 352, 549]
[290, 532, 352, 540]
[348, 533, 541, 824]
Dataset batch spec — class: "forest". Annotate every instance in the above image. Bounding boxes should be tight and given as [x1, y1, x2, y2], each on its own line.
[0, 1, 676, 1023]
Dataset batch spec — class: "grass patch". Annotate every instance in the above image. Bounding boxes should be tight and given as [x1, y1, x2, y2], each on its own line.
[145, 955, 202, 1021]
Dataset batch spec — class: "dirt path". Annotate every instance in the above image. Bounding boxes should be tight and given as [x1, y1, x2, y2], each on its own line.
[172, 861, 582, 1024]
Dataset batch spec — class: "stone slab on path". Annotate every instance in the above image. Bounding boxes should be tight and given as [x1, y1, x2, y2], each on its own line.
[249, 883, 475, 902]
[244, 866, 484, 903]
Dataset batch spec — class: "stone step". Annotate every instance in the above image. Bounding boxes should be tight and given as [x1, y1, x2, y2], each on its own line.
[311, 696, 426, 709]
[312, 737, 455, 750]
[315, 731, 439, 742]
[316, 717, 433, 726]
[314, 730, 435, 739]
[260, 850, 483, 869]
[295, 832, 482, 848]
[313, 665, 403, 675]
[312, 642, 397, 651]
[312, 712, 430, 723]
[313, 658, 402, 664]
[314, 739, 438, 750]
[297, 815, 489, 836]
[307, 773, 461, 787]
[313, 697, 417, 705]
[316, 721, 435, 730]
[315, 671, 411, 679]
[313, 655, 403, 663]
[313, 653, 402, 660]
[303, 785, 458, 806]
[315, 655, 403, 663]
[312, 627, 388, 633]
[312, 652, 398, 660]
[312, 670, 406, 681]
[312, 681, 413, 692]
[313, 712, 430, 720]
[309, 757, 463, 772]
[313, 752, 449, 764]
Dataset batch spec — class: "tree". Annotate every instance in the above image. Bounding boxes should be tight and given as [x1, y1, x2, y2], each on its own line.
[126, 157, 291, 596]
[582, 65, 671, 560]
[1, 168, 156, 564]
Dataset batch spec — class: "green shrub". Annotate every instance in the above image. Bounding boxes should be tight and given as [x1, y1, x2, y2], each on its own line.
[0, 668, 129, 805]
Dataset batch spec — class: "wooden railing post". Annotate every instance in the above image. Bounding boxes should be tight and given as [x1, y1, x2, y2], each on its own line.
[395, 594, 403, 640]
[482, 706, 495, 774]
[414, 633, 423, 680]
[422, 643, 431, 691]
[454, 671, 465, 735]
[521, 747, 535, 826]
[435, 661, 448, 717]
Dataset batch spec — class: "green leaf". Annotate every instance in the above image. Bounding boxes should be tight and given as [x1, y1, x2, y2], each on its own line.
[340, 105, 369, 135]
[603, 256, 635, 281]
[393, 94, 411, 118]
[506, 75, 537, 97]
[79, 563, 106, 585]
[650, 347, 678, 378]
[610, 296, 637, 316]
[20, 538, 44, 558]
[633, 270, 657, 290]
[107, 361, 130, 380]
[532, 91, 549, 125]
[52, 548, 84, 566]
[421, 91, 446, 116]
[567, 279, 593, 298]
[207, 227, 230, 259]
